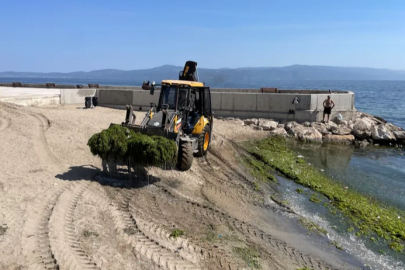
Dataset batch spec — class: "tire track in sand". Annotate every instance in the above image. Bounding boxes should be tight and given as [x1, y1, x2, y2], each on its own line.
[0, 116, 11, 131]
[116, 189, 200, 270]
[49, 181, 99, 270]
[78, 183, 152, 270]
[23, 182, 99, 270]
[28, 112, 61, 170]
[129, 186, 239, 270]
[23, 184, 70, 270]
[0, 108, 11, 131]
[198, 156, 258, 205]
[154, 182, 338, 270]
[128, 187, 205, 265]
[3, 107, 61, 170]
[0, 186, 25, 267]
[0, 188, 24, 233]
[91, 179, 201, 270]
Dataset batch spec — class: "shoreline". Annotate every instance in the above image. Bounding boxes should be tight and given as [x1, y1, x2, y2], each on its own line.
[0, 102, 403, 269]
[240, 136, 405, 252]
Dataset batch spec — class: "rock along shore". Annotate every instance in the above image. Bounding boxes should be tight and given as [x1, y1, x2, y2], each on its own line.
[219, 112, 405, 148]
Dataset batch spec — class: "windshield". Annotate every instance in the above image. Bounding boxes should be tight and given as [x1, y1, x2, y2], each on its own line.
[161, 86, 177, 109]
[160, 85, 188, 110]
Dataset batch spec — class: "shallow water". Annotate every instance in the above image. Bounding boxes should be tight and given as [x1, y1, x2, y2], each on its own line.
[276, 174, 405, 270]
[273, 141, 405, 269]
[287, 141, 405, 210]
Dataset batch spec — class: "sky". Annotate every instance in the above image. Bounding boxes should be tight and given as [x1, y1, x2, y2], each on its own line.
[0, 0, 404, 72]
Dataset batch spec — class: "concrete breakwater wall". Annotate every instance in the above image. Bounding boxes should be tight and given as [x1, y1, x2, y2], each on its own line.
[94, 89, 356, 122]
[0, 84, 356, 123]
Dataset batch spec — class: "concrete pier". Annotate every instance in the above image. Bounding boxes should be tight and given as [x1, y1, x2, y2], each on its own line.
[0, 84, 356, 122]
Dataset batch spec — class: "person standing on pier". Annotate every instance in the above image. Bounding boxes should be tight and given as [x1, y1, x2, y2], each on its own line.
[322, 95, 335, 123]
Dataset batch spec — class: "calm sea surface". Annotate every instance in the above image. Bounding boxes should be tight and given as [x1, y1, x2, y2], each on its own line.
[2, 77, 405, 268]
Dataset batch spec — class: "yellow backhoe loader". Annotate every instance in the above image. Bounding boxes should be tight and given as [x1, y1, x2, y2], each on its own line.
[121, 61, 213, 171]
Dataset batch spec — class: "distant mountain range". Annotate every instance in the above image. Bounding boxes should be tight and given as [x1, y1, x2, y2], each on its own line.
[1, 65, 405, 85]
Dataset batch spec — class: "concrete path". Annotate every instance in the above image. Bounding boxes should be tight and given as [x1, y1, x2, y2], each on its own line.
[0, 86, 60, 98]
[0, 87, 61, 106]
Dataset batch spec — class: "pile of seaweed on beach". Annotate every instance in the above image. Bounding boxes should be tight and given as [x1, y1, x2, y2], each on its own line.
[87, 125, 177, 167]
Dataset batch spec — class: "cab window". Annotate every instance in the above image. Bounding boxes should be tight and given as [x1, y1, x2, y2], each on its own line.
[161, 85, 177, 109]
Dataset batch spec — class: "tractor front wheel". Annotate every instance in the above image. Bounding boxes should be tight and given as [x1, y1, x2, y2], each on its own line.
[195, 125, 210, 157]
[177, 141, 193, 171]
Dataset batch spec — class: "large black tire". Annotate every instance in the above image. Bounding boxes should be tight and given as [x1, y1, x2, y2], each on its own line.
[177, 141, 193, 171]
[195, 125, 210, 157]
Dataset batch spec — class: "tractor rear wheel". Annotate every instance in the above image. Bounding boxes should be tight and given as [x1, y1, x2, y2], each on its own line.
[195, 125, 210, 157]
[177, 141, 193, 171]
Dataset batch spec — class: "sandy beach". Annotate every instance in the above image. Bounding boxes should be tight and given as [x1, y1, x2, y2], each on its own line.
[0, 102, 362, 270]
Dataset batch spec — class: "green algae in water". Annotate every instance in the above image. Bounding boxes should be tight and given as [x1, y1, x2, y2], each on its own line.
[389, 241, 404, 253]
[299, 218, 327, 235]
[329, 240, 343, 250]
[241, 136, 405, 252]
[309, 194, 322, 203]
[88, 125, 177, 166]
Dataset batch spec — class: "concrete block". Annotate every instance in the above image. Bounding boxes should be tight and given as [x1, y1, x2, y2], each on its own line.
[310, 94, 318, 111]
[257, 94, 273, 112]
[335, 94, 353, 110]
[314, 94, 354, 111]
[221, 93, 234, 111]
[61, 89, 96, 104]
[295, 95, 311, 110]
[269, 94, 295, 112]
[234, 93, 256, 111]
[98, 90, 134, 105]
[132, 90, 159, 109]
[211, 92, 221, 110]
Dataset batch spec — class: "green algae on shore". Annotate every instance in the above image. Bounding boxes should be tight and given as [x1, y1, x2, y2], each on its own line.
[233, 246, 261, 269]
[88, 125, 177, 166]
[169, 228, 184, 238]
[299, 218, 327, 235]
[240, 155, 277, 183]
[240, 136, 405, 253]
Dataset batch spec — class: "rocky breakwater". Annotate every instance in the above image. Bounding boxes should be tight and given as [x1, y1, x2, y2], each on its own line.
[235, 112, 405, 147]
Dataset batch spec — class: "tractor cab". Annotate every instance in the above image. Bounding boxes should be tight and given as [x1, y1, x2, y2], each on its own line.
[146, 80, 211, 135]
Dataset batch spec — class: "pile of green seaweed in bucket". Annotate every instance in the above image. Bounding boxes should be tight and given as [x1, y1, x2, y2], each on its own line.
[241, 136, 405, 253]
[87, 125, 177, 167]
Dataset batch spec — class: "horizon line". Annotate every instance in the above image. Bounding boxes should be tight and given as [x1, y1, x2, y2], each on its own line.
[1, 64, 405, 74]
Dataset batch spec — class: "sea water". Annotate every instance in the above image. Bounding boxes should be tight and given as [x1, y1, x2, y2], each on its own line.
[279, 141, 405, 269]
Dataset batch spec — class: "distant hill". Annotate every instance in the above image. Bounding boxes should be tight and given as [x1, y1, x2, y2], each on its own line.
[1, 65, 405, 85]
